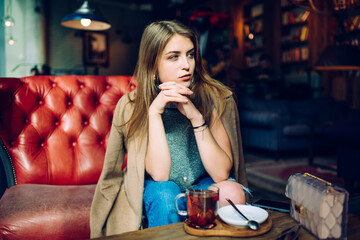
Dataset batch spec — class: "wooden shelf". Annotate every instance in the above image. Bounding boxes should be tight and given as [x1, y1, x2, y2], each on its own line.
[282, 60, 308, 65]
[282, 21, 308, 29]
[335, 30, 360, 42]
[281, 40, 308, 48]
[342, 29, 360, 35]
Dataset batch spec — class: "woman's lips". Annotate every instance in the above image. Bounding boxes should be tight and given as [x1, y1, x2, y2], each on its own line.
[180, 74, 191, 80]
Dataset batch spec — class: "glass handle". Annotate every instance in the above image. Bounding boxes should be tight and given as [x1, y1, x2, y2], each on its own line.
[174, 193, 187, 216]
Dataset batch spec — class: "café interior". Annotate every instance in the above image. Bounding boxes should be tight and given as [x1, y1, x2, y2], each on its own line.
[1, 0, 360, 239]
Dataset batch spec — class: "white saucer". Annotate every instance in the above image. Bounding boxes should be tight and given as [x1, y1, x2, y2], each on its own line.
[218, 204, 269, 228]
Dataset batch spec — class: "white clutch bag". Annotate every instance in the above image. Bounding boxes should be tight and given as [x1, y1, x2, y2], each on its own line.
[285, 173, 349, 239]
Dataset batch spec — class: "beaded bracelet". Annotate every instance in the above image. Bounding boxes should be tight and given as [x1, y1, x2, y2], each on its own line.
[192, 121, 207, 129]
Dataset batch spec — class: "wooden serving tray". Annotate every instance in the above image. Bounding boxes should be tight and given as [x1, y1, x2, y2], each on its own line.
[184, 216, 272, 237]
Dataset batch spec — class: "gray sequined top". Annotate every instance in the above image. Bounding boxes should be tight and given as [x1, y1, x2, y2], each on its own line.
[162, 104, 206, 191]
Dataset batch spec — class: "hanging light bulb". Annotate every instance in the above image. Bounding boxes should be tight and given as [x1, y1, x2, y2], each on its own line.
[61, 1, 111, 31]
[2, 0, 15, 27]
[8, 35, 16, 45]
[80, 18, 91, 27]
[2, 15, 15, 27]
[248, 33, 254, 40]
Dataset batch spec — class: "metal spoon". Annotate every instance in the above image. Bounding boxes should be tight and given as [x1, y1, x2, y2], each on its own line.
[226, 198, 260, 231]
[182, 176, 195, 191]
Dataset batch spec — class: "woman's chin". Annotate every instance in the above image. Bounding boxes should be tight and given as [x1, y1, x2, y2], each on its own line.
[180, 80, 191, 88]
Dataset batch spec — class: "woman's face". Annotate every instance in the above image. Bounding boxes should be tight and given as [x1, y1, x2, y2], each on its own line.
[157, 34, 195, 88]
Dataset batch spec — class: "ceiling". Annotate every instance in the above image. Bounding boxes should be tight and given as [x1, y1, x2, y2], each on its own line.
[91, 0, 191, 12]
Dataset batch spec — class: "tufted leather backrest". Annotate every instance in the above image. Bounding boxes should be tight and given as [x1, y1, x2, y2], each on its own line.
[0, 75, 135, 185]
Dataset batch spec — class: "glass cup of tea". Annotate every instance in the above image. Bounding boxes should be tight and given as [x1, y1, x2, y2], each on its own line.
[175, 185, 219, 229]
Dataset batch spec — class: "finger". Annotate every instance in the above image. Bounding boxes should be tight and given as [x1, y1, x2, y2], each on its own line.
[175, 88, 193, 96]
[162, 90, 186, 97]
[165, 96, 189, 103]
[162, 91, 189, 103]
[160, 84, 193, 95]
[179, 86, 193, 94]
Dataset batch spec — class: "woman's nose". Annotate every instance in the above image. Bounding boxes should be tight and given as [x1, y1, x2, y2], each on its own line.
[181, 57, 190, 70]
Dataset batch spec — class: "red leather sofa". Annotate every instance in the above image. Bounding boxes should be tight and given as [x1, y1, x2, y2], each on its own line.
[0, 75, 135, 240]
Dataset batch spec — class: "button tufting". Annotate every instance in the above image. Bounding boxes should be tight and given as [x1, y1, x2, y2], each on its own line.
[40, 142, 44, 147]
[105, 84, 110, 89]
[38, 100, 44, 105]
[54, 120, 59, 126]
[72, 141, 77, 147]
[25, 119, 29, 124]
[52, 83, 57, 87]
[80, 84, 85, 89]
[67, 101, 72, 106]
[83, 120, 89, 126]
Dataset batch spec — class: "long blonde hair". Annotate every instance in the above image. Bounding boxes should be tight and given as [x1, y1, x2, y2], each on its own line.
[126, 20, 232, 142]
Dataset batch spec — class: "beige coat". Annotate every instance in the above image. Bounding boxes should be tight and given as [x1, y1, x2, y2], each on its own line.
[90, 90, 248, 238]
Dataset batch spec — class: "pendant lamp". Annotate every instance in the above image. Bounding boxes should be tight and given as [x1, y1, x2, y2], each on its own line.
[61, 0, 111, 31]
[2, 0, 15, 27]
[2, 15, 15, 27]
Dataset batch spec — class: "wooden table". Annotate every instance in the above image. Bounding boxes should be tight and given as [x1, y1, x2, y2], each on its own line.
[93, 211, 360, 240]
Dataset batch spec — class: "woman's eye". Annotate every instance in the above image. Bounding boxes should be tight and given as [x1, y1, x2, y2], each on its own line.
[188, 52, 195, 58]
[169, 55, 178, 60]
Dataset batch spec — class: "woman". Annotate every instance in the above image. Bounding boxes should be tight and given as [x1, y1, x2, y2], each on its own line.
[90, 20, 248, 237]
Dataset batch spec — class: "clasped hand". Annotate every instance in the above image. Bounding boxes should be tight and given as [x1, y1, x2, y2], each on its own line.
[149, 82, 202, 123]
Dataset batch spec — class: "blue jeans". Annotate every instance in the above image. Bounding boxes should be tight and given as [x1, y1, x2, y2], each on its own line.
[143, 177, 216, 228]
[143, 180, 183, 228]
